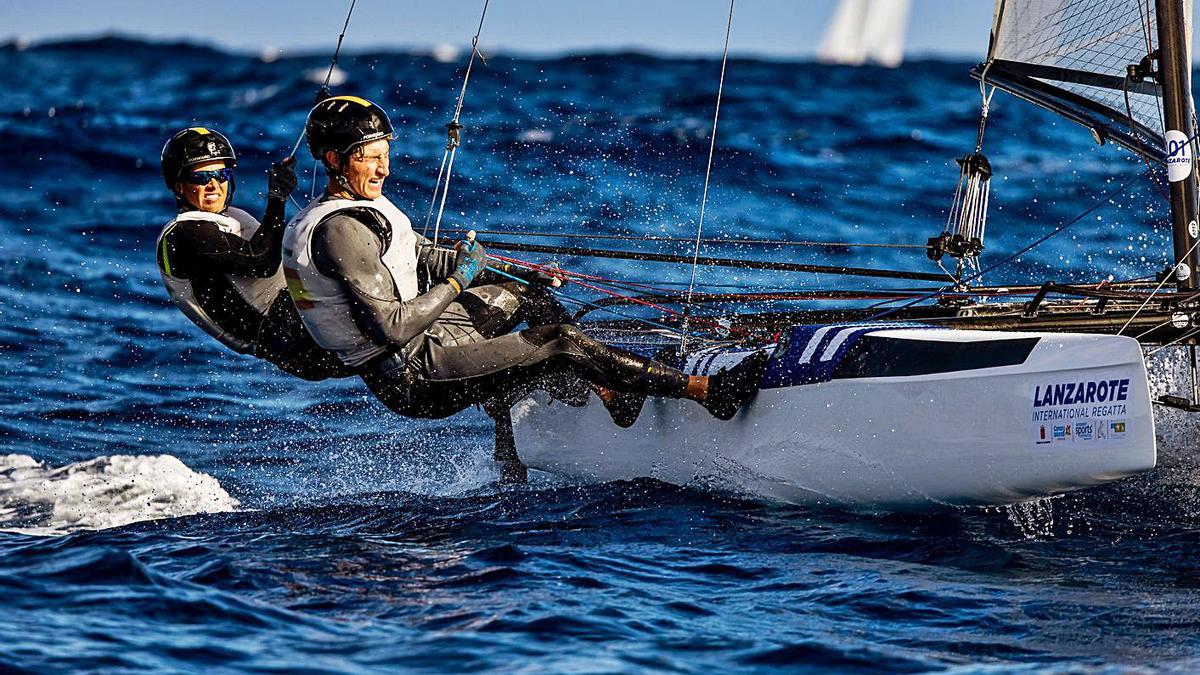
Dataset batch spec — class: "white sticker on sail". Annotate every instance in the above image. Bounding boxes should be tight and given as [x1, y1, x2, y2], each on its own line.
[1166, 130, 1193, 182]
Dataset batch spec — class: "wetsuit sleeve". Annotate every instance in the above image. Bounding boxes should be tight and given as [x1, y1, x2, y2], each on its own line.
[260, 197, 286, 247]
[165, 198, 285, 277]
[311, 213, 459, 350]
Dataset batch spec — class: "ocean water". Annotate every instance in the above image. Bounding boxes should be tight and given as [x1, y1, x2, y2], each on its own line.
[2, 36, 1200, 672]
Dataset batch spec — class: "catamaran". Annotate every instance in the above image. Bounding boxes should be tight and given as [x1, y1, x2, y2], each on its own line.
[294, 0, 1197, 507]
[494, 0, 1200, 507]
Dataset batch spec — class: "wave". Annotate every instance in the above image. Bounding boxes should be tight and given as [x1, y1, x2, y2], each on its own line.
[0, 453, 239, 535]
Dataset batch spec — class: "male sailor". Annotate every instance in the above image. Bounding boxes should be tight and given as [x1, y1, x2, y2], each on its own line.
[157, 127, 350, 380]
[281, 95, 767, 448]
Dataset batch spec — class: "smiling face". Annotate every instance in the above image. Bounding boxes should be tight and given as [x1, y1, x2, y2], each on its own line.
[177, 160, 231, 213]
[327, 139, 390, 200]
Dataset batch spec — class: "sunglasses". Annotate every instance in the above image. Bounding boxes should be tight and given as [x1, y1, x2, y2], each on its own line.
[185, 168, 234, 185]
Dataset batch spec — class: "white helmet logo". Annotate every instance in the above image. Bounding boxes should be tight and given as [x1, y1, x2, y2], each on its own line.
[207, 141, 217, 154]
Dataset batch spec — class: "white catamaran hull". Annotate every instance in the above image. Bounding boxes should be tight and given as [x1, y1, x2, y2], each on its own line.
[512, 328, 1156, 507]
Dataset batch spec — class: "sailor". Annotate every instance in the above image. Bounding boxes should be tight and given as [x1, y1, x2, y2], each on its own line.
[157, 127, 350, 380]
[282, 95, 767, 434]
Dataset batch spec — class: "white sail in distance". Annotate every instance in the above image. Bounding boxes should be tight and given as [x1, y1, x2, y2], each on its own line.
[817, 0, 913, 68]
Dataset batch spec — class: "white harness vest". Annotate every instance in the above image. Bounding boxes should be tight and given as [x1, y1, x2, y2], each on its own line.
[157, 207, 283, 353]
[282, 195, 418, 367]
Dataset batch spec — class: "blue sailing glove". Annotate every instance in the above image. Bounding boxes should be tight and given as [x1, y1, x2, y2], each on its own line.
[449, 238, 486, 291]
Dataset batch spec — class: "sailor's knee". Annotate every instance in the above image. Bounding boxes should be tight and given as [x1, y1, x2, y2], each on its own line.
[553, 323, 585, 342]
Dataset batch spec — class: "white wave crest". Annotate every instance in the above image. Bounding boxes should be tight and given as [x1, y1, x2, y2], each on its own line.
[0, 454, 239, 535]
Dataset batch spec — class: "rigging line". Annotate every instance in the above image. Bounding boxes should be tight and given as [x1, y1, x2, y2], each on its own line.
[486, 253, 739, 335]
[284, 0, 359, 208]
[288, 130, 307, 161]
[1139, 0, 1170, 168]
[427, 0, 492, 244]
[442, 228, 927, 249]
[1132, 316, 1177, 341]
[480, 239, 953, 282]
[487, 258, 699, 296]
[1117, 235, 1200, 335]
[1124, 74, 1170, 201]
[1138, 0, 1153, 55]
[288, 0, 359, 163]
[1148, 325, 1200, 354]
[487, 254, 738, 336]
[452, 0, 491, 123]
[568, 277, 745, 337]
[681, 0, 736, 347]
[868, 167, 1152, 322]
[485, 261, 716, 339]
[431, 151, 460, 245]
[488, 249, 768, 294]
[421, 150, 451, 237]
[321, 0, 358, 94]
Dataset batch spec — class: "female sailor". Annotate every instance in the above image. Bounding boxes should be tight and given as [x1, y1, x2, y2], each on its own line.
[157, 127, 350, 380]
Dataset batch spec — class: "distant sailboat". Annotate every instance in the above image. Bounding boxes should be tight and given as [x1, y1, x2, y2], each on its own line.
[818, 0, 912, 67]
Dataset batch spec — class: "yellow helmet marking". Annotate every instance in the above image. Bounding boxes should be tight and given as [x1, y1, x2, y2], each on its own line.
[327, 95, 372, 107]
[187, 127, 211, 135]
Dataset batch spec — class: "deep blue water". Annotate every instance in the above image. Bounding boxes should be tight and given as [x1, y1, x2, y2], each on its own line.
[2, 36, 1200, 672]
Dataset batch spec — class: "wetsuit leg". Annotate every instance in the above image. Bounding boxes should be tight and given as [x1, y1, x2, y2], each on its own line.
[255, 291, 353, 381]
[363, 324, 687, 419]
[431, 324, 685, 399]
[458, 281, 573, 338]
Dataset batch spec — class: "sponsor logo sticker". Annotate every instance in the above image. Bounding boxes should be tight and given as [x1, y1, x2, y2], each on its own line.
[1030, 373, 1132, 450]
[1074, 422, 1094, 441]
[1167, 129, 1194, 183]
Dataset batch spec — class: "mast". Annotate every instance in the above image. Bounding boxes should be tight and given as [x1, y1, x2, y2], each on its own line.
[1156, 0, 1200, 291]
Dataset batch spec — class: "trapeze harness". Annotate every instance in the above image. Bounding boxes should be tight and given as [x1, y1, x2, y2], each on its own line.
[157, 206, 349, 381]
[282, 194, 691, 419]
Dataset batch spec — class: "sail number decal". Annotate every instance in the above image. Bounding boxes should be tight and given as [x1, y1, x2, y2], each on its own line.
[1166, 130, 1193, 183]
[1030, 377, 1131, 449]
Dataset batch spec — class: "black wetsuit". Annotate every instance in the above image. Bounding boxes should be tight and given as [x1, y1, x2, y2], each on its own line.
[306, 207, 690, 419]
[158, 198, 350, 381]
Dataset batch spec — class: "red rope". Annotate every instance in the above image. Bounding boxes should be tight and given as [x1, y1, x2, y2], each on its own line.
[488, 253, 742, 337]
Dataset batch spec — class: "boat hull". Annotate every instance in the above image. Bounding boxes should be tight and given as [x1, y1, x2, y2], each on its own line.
[511, 329, 1156, 507]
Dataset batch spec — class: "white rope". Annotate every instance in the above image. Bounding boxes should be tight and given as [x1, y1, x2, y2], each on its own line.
[422, 150, 451, 236]
[1118, 236, 1200, 335]
[1148, 326, 1200, 355]
[426, 0, 491, 244]
[681, 0, 736, 348]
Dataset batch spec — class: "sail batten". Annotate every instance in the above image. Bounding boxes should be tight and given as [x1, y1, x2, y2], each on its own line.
[982, 0, 1192, 159]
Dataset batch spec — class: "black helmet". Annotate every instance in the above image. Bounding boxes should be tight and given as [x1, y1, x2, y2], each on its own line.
[306, 95, 394, 161]
[161, 127, 237, 192]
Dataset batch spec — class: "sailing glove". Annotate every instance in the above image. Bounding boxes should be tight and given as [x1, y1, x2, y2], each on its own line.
[449, 239, 487, 291]
[267, 157, 298, 200]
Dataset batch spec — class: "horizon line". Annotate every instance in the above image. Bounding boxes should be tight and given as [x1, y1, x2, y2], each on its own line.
[2, 29, 988, 63]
